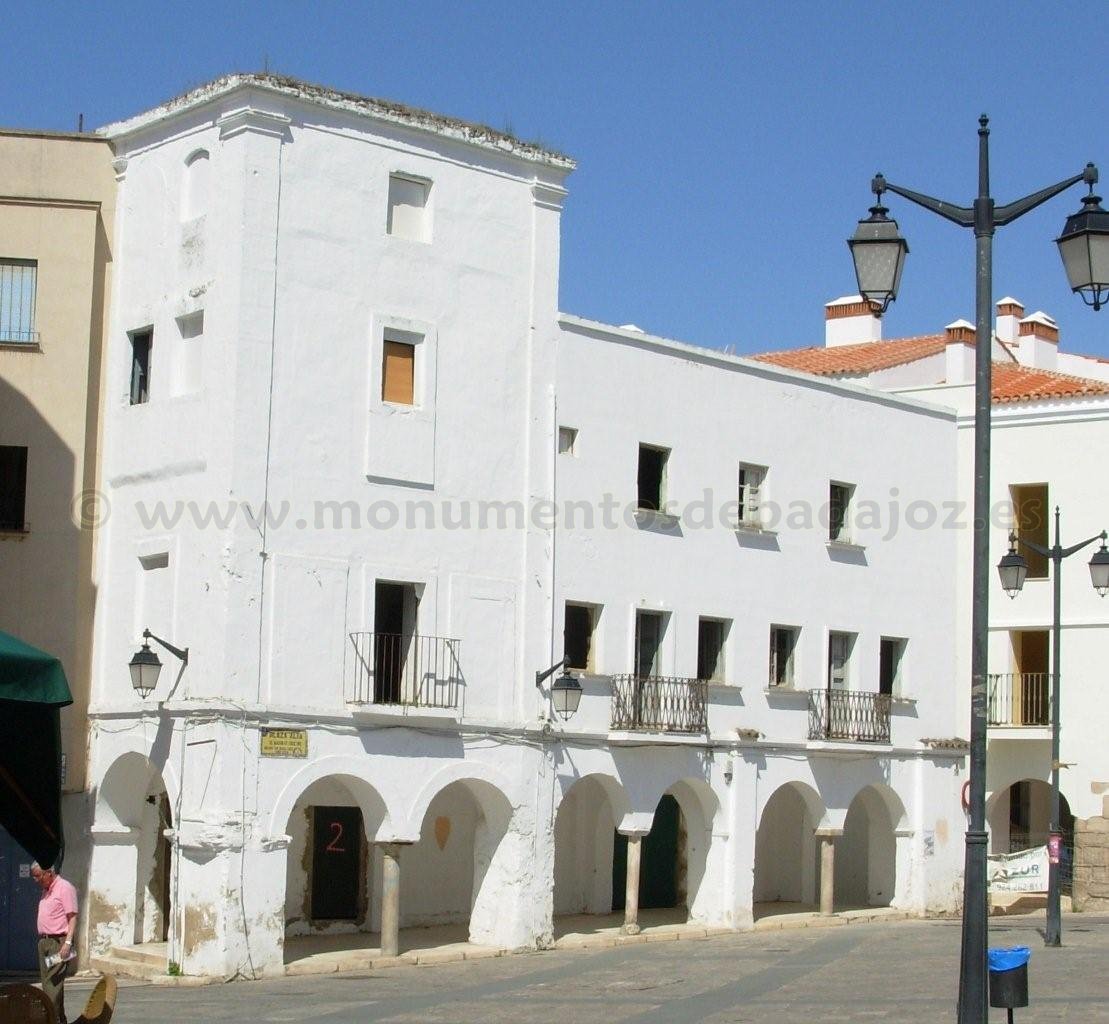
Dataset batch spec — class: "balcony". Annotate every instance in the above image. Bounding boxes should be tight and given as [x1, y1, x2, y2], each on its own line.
[348, 632, 461, 709]
[988, 673, 1052, 728]
[610, 674, 708, 734]
[808, 689, 892, 744]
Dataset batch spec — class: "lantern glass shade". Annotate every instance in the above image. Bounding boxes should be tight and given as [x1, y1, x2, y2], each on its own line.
[1089, 545, 1109, 597]
[550, 672, 583, 720]
[848, 207, 909, 313]
[1056, 193, 1109, 310]
[998, 549, 1029, 598]
[129, 642, 162, 697]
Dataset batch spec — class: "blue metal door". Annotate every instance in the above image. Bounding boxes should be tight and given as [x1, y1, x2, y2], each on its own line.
[0, 825, 40, 972]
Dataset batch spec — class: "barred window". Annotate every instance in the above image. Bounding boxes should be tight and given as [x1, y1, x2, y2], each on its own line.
[0, 259, 38, 343]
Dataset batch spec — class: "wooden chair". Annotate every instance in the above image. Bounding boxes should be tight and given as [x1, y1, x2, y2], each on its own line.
[0, 982, 57, 1023]
[74, 975, 118, 1024]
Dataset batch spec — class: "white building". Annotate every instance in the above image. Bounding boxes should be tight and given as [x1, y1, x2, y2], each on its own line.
[758, 296, 1109, 910]
[82, 74, 967, 980]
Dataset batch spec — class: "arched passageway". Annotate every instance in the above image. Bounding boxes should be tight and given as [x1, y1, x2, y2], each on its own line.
[753, 783, 823, 908]
[91, 753, 172, 948]
[282, 775, 388, 936]
[553, 775, 621, 916]
[403, 779, 512, 940]
[836, 786, 897, 909]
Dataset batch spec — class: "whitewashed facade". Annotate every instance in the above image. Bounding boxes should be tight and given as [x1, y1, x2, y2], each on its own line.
[83, 75, 967, 979]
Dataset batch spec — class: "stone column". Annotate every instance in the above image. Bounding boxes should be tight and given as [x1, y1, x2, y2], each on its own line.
[816, 828, 840, 916]
[621, 832, 645, 935]
[379, 844, 402, 957]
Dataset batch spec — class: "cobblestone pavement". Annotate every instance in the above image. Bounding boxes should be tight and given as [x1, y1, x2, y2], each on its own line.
[79, 915, 1109, 1023]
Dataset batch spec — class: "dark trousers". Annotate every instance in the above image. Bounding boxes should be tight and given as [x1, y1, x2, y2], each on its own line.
[37, 935, 73, 1024]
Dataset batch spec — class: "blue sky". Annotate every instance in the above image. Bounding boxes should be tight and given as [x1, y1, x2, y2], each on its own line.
[9, 1, 1108, 357]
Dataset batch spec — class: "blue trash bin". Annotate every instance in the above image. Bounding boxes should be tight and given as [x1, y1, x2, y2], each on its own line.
[988, 946, 1030, 1009]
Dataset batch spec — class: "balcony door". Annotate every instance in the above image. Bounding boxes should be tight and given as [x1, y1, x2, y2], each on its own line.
[635, 611, 664, 679]
[374, 581, 419, 704]
[1011, 630, 1049, 726]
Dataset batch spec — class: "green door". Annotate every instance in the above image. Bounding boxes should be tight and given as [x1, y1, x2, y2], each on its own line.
[612, 795, 681, 912]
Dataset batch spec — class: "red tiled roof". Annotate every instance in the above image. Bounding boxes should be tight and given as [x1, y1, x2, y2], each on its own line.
[753, 336, 1109, 405]
[751, 335, 946, 376]
[991, 362, 1109, 404]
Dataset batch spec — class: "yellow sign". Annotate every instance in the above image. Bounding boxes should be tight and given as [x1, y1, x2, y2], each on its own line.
[260, 728, 308, 758]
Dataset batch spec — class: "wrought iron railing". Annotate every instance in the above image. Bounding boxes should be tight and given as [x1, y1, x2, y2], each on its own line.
[610, 674, 708, 733]
[808, 689, 892, 743]
[988, 673, 1052, 727]
[347, 632, 461, 709]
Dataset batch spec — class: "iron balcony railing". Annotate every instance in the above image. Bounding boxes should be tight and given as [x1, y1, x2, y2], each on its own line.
[610, 674, 708, 733]
[808, 689, 892, 743]
[988, 673, 1052, 727]
[348, 632, 461, 709]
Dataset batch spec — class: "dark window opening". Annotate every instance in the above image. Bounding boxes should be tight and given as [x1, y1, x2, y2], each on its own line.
[0, 446, 28, 531]
[1011, 483, 1049, 578]
[829, 482, 853, 542]
[637, 444, 668, 512]
[130, 329, 153, 406]
[769, 625, 798, 687]
[564, 603, 595, 672]
[697, 618, 726, 682]
[879, 637, 905, 696]
[635, 610, 664, 678]
[373, 581, 419, 704]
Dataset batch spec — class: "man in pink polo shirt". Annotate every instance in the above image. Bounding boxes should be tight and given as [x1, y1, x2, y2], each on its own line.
[31, 862, 78, 1024]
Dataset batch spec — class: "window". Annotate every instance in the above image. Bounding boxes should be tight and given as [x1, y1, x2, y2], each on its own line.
[0, 259, 37, 343]
[1010, 483, 1049, 579]
[130, 329, 153, 405]
[381, 336, 416, 405]
[829, 482, 854, 543]
[697, 618, 727, 682]
[738, 463, 767, 528]
[564, 603, 597, 672]
[827, 631, 855, 690]
[558, 426, 578, 455]
[769, 625, 799, 687]
[634, 610, 665, 678]
[0, 446, 28, 531]
[637, 444, 669, 512]
[879, 637, 906, 696]
[387, 174, 431, 242]
[374, 580, 420, 704]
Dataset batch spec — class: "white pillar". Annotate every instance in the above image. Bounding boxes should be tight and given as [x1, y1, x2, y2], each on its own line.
[816, 828, 840, 916]
[621, 831, 646, 935]
[379, 843, 402, 957]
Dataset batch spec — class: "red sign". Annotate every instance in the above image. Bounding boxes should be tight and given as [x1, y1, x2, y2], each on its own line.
[1048, 833, 1062, 864]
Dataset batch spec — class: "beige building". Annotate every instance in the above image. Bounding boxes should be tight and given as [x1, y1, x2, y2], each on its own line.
[0, 128, 116, 847]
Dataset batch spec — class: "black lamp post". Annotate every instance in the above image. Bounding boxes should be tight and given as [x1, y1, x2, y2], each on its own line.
[848, 116, 1101, 1024]
[129, 628, 189, 699]
[997, 512, 1108, 946]
[536, 657, 582, 721]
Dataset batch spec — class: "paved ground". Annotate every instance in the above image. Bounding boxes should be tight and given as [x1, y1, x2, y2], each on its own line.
[69, 914, 1109, 1023]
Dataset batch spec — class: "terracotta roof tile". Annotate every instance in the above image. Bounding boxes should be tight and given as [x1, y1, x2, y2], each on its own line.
[753, 336, 1109, 405]
[990, 362, 1109, 404]
[751, 335, 946, 375]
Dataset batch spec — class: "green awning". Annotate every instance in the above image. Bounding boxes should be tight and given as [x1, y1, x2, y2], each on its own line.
[0, 631, 73, 868]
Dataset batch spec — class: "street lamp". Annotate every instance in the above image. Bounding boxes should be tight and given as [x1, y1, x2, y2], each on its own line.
[128, 628, 189, 698]
[848, 116, 1100, 1024]
[536, 657, 582, 721]
[1056, 184, 1109, 311]
[997, 511, 1108, 947]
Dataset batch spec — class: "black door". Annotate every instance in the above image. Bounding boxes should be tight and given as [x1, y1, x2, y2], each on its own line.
[0, 825, 40, 971]
[310, 806, 363, 921]
[611, 795, 681, 912]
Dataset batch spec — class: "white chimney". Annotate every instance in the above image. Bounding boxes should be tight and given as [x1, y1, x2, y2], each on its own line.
[995, 297, 1025, 343]
[825, 295, 882, 348]
[944, 320, 975, 385]
[1018, 311, 1059, 370]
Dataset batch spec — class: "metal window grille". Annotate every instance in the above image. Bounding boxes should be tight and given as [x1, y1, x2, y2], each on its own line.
[0, 260, 37, 343]
[610, 674, 708, 733]
[808, 688, 892, 743]
[348, 632, 461, 709]
[987, 673, 1051, 727]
